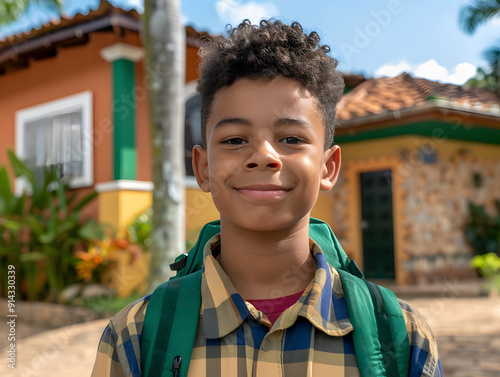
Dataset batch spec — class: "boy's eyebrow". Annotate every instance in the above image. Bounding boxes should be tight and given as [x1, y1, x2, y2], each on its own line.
[213, 118, 252, 129]
[275, 118, 314, 131]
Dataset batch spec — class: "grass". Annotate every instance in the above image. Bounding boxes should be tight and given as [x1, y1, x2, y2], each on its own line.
[79, 292, 145, 315]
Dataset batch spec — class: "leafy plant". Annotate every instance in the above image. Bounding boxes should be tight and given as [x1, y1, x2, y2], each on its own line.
[465, 200, 500, 256]
[126, 207, 201, 251]
[75, 237, 142, 283]
[0, 149, 106, 301]
[127, 207, 153, 251]
[470, 252, 500, 293]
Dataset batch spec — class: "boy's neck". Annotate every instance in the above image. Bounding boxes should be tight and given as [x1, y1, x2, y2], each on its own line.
[216, 217, 316, 300]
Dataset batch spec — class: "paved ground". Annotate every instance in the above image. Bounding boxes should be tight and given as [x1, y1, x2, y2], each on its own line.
[405, 295, 500, 377]
[1, 293, 499, 376]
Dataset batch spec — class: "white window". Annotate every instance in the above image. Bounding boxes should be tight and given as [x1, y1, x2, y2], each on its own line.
[15, 91, 93, 195]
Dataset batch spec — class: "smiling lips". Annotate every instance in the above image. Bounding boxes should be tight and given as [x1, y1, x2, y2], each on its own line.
[235, 185, 291, 200]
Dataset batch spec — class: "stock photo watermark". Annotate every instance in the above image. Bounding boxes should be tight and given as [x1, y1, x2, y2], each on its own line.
[6, 265, 16, 370]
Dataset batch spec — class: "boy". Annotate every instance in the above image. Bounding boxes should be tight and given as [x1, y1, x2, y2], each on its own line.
[92, 20, 442, 376]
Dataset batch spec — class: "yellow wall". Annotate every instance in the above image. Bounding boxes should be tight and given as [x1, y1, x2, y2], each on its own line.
[185, 188, 219, 230]
[311, 192, 334, 225]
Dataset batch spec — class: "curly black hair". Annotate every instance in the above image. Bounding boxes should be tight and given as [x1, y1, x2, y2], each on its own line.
[196, 19, 344, 149]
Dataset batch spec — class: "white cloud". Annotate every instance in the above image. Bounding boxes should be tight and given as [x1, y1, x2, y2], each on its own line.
[215, 0, 278, 25]
[414, 59, 449, 82]
[374, 59, 477, 85]
[374, 60, 412, 78]
[442, 62, 477, 85]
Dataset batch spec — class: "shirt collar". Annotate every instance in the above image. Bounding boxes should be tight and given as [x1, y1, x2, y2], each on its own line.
[201, 234, 353, 339]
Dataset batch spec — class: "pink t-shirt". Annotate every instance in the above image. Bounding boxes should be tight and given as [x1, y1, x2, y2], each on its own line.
[247, 290, 304, 325]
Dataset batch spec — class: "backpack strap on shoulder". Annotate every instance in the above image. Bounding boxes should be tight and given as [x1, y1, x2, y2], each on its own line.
[364, 280, 403, 376]
[141, 269, 203, 377]
[338, 270, 410, 377]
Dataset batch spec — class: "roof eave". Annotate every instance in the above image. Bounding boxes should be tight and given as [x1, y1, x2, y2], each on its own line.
[338, 100, 500, 129]
[0, 13, 139, 67]
[0, 14, 207, 69]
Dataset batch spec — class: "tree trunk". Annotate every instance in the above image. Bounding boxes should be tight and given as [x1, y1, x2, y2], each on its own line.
[142, 0, 186, 292]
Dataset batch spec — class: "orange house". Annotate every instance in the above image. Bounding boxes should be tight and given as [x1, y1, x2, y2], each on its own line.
[0, 1, 219, 245]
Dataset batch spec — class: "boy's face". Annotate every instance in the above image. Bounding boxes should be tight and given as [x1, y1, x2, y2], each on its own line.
[193, 77, 341, 232]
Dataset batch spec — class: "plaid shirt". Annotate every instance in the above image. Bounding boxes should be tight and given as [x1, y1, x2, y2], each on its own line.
[91, 235, 443, 377]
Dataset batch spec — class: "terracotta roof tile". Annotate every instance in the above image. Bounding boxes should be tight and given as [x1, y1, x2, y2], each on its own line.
[337, 72, 500, 122]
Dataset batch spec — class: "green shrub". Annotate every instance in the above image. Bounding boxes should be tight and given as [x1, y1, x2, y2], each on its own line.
[127, 207, 201, 252]
[471, 253, 500, 293]
[0, 150, 106, 301]
[127, 208, 153, 251]
[465, 201, 500, 256]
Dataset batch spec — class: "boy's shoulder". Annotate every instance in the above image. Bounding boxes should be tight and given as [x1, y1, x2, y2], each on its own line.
[106, 294, 151, 345]
[91, 295, 151, 377]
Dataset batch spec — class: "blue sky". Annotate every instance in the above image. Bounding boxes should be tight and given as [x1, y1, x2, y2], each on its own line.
[1, 0, 498, 84]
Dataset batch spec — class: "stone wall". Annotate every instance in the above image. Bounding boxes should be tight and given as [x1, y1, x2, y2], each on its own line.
[399, 150, 500, 284]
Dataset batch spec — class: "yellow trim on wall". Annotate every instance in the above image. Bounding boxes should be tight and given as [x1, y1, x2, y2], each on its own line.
[342, 156, 405, 285]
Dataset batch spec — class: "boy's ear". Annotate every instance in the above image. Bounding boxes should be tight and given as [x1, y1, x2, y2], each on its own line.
[192, 145, 211, 193]
[320, 145, 341, 191]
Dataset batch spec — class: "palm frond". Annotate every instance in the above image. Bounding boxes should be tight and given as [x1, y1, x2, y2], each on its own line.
[459, 0, 500, 34]
[0, 0, 64, 27]
[483, 44, 500, 70]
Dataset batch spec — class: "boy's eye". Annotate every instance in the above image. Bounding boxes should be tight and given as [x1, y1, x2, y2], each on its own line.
[222, 138, 246, 145]
[281, 137, 304, 145]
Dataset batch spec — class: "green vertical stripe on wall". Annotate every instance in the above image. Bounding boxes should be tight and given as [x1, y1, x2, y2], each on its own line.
[113, 58, 136, 180]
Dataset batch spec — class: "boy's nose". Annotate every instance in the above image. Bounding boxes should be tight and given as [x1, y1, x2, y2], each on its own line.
[244, 141, 282, 170]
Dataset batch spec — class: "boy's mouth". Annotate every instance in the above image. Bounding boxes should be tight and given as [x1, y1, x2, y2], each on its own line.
[234, 184, 291, 200]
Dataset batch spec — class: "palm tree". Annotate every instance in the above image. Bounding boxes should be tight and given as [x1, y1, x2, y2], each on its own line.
[0, 0, 186, 290]
[459, 0, 500, 93]
[142, 0, 186, 291]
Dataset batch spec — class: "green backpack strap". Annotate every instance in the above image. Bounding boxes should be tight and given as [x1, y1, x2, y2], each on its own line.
[338, 270, 410, 377]
[141, 269, 202, 377]
[169, 221, 221, 278]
